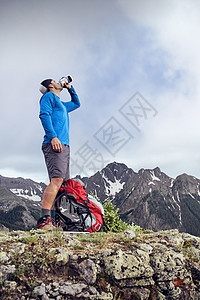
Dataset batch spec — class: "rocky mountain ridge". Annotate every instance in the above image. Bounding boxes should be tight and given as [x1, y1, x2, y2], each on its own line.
[0, 162, 200, 236]
[80, 162, 200, 237]
[0, 175, 46, 202]
[0, 175, 46, 230]
[0, 228, 199, 299]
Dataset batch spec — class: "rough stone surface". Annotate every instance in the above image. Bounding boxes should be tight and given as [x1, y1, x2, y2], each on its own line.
[0, 265, 16, 281]
[0, 229, 199, 299]
[59, 282, 87, 296]
[103, 248, 154, 282]
[71, 258, 97, 284]
[49, 247, 70, 265]
[0, 251, 9, 263]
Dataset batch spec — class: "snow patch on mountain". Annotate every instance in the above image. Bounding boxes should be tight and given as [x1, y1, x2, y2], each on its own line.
[148, 182, 155, 186]
[188, 193, 195, 199]
[101, 173, 125, 197]
[10, 188, 41, 202]
[176, 192, 182, 225]
[150, 170, 160, 181]
[107, 179, 125, 196]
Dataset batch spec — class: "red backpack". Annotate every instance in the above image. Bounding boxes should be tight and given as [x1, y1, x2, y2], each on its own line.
[54, 179, 106, 232]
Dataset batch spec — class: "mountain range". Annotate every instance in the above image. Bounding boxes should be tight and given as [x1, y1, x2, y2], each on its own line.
[0, 162, 200, 236]
[0, 175, 46, 230]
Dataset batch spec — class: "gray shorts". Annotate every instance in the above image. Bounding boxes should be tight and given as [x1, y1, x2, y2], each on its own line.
[42, 143, 70, 180]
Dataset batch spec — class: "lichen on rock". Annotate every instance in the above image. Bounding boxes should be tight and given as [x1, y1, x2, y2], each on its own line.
[0, 229, 199, 299]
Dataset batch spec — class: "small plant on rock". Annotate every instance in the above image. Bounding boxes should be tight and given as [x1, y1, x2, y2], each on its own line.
[103, 200, 128, 233]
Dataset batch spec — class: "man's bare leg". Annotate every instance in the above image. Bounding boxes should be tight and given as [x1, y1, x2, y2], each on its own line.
[42, 177, 63, 210]
[38, 177, 63, 230]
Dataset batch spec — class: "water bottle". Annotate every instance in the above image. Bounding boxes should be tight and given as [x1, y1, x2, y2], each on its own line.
[59, 75, 72, 86]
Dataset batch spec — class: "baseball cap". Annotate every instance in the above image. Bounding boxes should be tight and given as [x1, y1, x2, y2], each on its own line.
[39, 79, 53, 94]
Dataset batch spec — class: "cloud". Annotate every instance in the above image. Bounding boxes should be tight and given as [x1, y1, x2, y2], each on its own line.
[1, 0, 200, 181]
[0, 0, 134, 181]
[118, 0, 200, 78]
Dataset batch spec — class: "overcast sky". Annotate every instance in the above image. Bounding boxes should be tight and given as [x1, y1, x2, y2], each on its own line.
[1, 0, 200, 183]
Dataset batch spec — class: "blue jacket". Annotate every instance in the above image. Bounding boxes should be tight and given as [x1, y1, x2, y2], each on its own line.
[39, 86, 80, 145]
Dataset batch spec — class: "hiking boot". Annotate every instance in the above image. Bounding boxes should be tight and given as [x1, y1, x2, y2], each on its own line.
[37, 215, 56, 231]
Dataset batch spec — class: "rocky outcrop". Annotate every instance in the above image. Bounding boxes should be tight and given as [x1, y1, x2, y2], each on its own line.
[0, 229, 199, 299]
